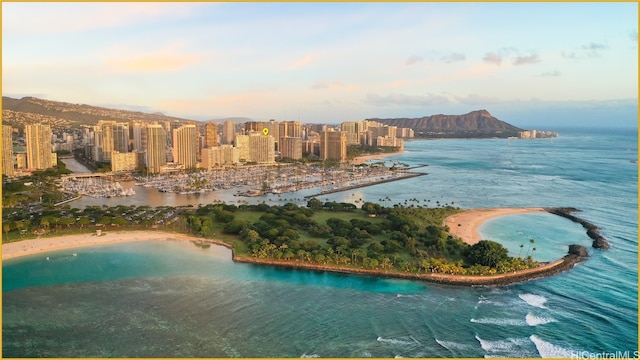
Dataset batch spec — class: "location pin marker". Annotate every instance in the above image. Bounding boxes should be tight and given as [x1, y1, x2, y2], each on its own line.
[262, 128, 269, 136]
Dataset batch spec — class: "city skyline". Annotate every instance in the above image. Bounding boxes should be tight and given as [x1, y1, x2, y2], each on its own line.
[3, 2, 638, 128]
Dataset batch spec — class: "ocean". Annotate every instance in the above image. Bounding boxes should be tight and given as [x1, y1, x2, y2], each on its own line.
[3, 127, 637, 358]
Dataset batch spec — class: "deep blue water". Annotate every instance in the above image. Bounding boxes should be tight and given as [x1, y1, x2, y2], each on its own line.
[3, 128, 637, 357]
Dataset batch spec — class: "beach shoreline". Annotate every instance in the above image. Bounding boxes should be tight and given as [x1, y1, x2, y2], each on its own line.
[2, 209, 586, 286]
[350, 150, 404, 165]
[444, 207, 547, 245]
[1, 230, 211, 261]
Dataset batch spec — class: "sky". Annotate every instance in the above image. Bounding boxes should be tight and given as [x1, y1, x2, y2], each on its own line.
[2, 2, 638, 128]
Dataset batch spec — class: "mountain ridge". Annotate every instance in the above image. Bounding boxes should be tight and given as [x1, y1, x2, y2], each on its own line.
[3, 97, 523, 138]
[368, 109, 524, 138]
[2, 96, 196, 128]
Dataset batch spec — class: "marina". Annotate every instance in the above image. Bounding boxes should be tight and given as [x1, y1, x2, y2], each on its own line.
[59, 175, 136, 198]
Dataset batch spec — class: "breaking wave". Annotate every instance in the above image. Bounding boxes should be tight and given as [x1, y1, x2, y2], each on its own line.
[518, 293, 549, 309]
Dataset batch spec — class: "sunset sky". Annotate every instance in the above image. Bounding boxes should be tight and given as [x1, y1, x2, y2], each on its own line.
[3, 2, 637, 127]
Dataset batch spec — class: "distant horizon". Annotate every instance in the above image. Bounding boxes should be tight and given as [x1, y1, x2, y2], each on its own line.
[2, 93, 636, 130]
[3, 3, 636, 128]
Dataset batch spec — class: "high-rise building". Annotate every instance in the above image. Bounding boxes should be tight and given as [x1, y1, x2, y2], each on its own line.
[146, 124, 167, 174]
[320, 130, 347, 161]
[375, 137, 404, 149]
[201, 145, 239, 170]
[234, 133, 275, 163]
[167, 120, 182, 147]
[113, 122, 129, 153]
[278, 121, 302, 159]
[397, 128, 414, 138]
[172, 124, 197, 169]
[222, 120, 236, 145]
[244, 122, 261, 133]
[264, 120, 280, 149]
[234, 134, 250, 162]
[100, 120, 116, 162]
[279, 121, 301, 139]
[280, 137, 302, 160]
[250, 133, 275, 163]
[340, 121, 361, 145]
[131, 121, 143, 151]
[2, 125, 14, 177]
[204, 122, 218, 148]
[111, 151, 138, 172]
[25, 123, 55, 170]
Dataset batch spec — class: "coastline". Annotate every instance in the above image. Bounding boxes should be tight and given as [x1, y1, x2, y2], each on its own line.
[444, 207, 547, 245]
[2, 220, 586, 286]
[234, 254, 584, 286]
[351, 149, 404, 165]
[1, 231, 213, 261]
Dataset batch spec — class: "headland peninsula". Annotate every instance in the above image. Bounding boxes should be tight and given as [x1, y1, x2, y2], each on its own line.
[3, 201, 605, 286]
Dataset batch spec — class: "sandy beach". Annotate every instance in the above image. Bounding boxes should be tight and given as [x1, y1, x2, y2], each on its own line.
[351, 150, 404, 165]
[2, 231, 207, 260]
[445, 208, 547, 245]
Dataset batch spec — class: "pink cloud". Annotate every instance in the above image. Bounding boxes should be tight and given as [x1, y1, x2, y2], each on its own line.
[483, 52, 503, 66]
[107, 52, 201, 72]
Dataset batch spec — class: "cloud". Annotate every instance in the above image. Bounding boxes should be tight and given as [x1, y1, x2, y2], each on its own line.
[540, 71, 561, 77]
[452, 93, 502, 106]
[311, 81, 359, 91]
[484, 47, 540, 66]
[483, 52, 503, 66]
[441, 52, 466, 64]
[406, 55, 424, 66]
[107, 52, 201, 72]
[631, 30, 638, 42]
[288, 54, 320, 70]
[563, 42, 609, 59]
[3, 3, 204, 35]
[512, 54, 541, 65]
[582, 42, 607, 51]
[583, 42, 608, 57]
[364, 92, 449, 107]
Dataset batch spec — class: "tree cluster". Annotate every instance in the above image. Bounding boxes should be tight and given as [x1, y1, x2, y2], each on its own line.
[181, 201, 538, 275]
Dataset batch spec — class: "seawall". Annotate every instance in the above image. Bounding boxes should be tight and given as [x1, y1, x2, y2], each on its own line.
[232, 252, 586, 287]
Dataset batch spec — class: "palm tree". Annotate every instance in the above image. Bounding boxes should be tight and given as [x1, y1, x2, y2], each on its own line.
[527, 238, 535, 256]
[519, 244, 525, 258]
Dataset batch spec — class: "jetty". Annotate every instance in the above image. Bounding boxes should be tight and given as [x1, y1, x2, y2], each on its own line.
[304, 172, 426, 198]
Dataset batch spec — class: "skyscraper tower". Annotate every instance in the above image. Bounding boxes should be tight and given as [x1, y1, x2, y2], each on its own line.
[25, 123, 55, 170]
[173, 124, 197, 169]
[222, 120, 236, 145]
[320, 130, 347, 161]
[94, 120, 116, 162]
[2, 125, 14, 177]
[146, 124, 167, 174]
[131, 121, 143, 152]
[249, 133, 275, 163]
[113, 122, 130, 153]
[279, 121, 303, 159]
[204, 121, 218, 148]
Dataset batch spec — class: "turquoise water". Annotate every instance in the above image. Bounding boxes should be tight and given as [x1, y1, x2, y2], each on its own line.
[3, 128, 637, 357]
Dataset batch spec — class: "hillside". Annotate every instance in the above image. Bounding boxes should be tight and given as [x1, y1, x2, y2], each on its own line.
[368, 110, 524, 138]
[2, 96, 195, 129]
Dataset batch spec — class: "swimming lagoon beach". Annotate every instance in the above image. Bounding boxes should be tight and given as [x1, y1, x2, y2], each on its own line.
[444, 207, 547, 245]
[4, 208, 545, 261]
[2, 207, 587, 287]
[1, 231, 213, 261]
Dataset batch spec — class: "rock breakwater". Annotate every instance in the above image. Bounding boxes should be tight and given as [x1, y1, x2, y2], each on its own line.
[544, 207, 610, 249]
